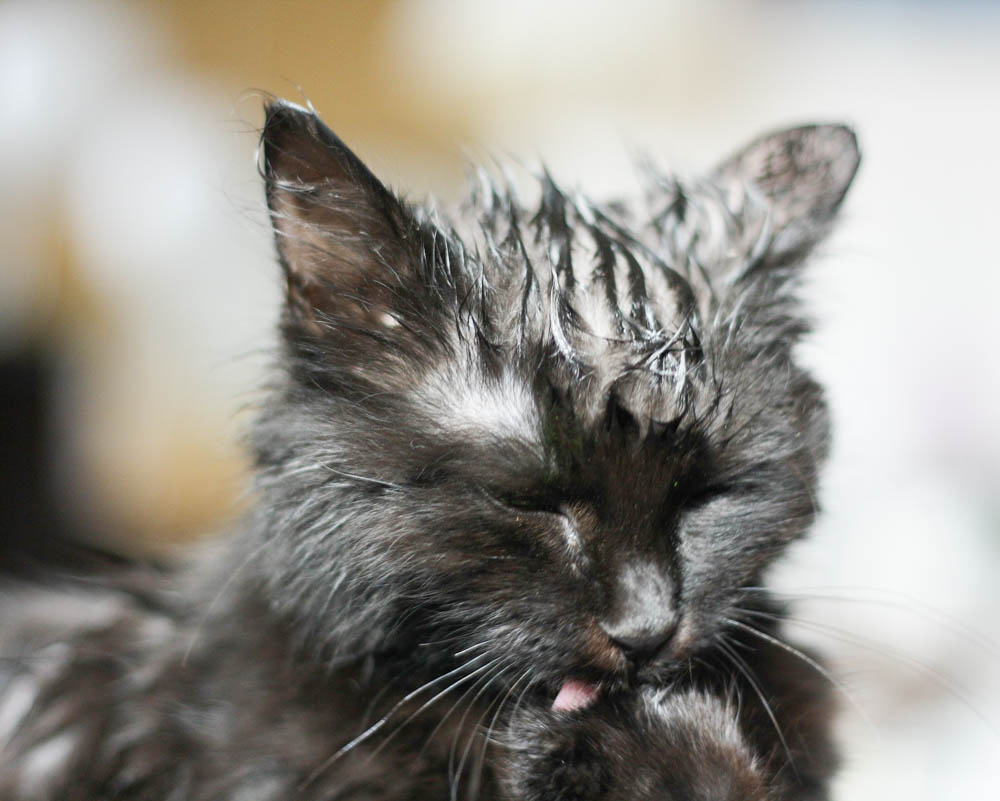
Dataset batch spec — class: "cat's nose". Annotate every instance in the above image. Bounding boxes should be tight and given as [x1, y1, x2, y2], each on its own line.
[601, 617, 677, 660]
[599, 560, 678, 662]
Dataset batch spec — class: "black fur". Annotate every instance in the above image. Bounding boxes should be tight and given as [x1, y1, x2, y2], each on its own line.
[0, 102, 859, 800]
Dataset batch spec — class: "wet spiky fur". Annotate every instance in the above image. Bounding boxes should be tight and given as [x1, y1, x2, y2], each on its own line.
[0, 102, 858, 801]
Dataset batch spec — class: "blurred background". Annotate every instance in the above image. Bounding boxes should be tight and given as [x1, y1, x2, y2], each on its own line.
[1, 0, 997, 796]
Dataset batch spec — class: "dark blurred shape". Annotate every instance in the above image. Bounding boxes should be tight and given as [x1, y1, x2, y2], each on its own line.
[0, 349, 128, 578]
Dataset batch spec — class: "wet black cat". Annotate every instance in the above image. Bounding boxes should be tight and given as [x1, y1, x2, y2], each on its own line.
[0, 102, 858, 800]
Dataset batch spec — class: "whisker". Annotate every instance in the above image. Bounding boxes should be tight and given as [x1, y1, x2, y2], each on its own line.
[716, 636, 797, 779]
[298, 654, 496, 789]
[726, 614, 878, 735]
[740, 608, 998, 736]
[742, 584, 1000, 658]
[470, 666, 534, 800]
[452, 640, 495, 659]
[368, 656, 507, 762]
[451, 695, 500, 800]
[487, 669, 539, 754]
[417, 656, 510, 760]
[359, 673, 403, 729]
[449, 663, 513, 801]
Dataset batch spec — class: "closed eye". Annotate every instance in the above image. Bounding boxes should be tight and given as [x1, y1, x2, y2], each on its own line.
[481, 487, 564, 517]
[682, 483, 731, 508]
[684, 476, 765, 508]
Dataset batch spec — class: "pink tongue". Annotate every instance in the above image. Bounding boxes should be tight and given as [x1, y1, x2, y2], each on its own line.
[552, 679, 600, 712]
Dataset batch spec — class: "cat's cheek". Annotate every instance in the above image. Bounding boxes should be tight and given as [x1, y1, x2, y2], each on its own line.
[677, 507, 753, 589]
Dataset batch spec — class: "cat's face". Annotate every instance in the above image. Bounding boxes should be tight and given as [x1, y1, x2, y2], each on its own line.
[253, 103, 858, 699]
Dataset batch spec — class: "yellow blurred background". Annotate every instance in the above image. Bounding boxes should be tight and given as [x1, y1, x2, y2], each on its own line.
[1, 1, 998, 797]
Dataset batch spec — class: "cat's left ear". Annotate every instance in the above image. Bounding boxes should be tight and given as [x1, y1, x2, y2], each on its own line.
[261, 100, 429, 341]
[714, 123, 860, 262]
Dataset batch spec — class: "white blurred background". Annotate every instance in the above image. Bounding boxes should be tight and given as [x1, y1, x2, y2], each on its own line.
[1, 0, 997, 797]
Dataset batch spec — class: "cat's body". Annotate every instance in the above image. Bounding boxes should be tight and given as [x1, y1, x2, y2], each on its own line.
[0, 103, 859, 800]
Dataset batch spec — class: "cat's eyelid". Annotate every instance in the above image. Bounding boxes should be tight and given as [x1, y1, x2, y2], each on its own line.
[479, 486, 565, 517]
[683, 483, 732, 507]
[505, 495, 564, 516]
[682, 477, 763, 508]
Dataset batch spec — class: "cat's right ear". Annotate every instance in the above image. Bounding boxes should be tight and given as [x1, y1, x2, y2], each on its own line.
[714, 123, 860, 264]
[261, 101, 422, 340]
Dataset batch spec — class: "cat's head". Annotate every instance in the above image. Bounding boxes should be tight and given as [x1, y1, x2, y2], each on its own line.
[252, 101, 859, 697]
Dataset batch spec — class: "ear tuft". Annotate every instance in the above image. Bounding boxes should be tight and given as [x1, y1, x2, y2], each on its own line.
[716, 123, 861, 260]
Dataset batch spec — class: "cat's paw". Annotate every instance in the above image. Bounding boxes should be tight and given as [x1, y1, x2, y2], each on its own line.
[501, 686, 770, 801]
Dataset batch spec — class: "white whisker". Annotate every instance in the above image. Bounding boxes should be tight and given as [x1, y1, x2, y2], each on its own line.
[298, 654, 495, 789]
[717, 637, 796, 778]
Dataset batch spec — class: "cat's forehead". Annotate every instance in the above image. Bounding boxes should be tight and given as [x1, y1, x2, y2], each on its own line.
[406, 170, 767, 440]
[406, 195, 697, 444]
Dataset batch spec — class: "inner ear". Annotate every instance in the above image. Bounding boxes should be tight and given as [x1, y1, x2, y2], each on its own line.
[261, 101, 420, 336]
[715, 123, 860, 261]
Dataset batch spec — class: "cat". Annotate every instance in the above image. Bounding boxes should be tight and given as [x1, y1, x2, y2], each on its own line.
[0, 100, 859, 800]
